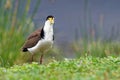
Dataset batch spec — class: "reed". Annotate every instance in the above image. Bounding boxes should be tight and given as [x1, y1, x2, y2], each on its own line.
[0, 0, 40, 67]
[73, 0, 120, 58]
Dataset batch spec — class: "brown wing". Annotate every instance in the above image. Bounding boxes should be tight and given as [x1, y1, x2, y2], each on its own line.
[22, 28, 41, 51]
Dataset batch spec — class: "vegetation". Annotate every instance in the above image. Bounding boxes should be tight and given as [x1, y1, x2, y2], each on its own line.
[0, 0, 120, 80]
[0, 56, 120, 80]
[0, 0, 40, 67]
[72, 41, 120, 57]
[72, 0, 120, 58]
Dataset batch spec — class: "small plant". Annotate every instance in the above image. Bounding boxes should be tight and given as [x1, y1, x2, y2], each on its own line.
[0, 56, 120, 80]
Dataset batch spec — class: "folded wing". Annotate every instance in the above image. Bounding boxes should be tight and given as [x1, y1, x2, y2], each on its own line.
[22, 28, 41, 52]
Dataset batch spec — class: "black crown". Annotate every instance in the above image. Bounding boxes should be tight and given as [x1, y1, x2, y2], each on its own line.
[46, 15, 54, 20]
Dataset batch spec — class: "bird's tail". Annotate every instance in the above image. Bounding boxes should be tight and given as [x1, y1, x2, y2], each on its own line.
[22, 48, 28, 52]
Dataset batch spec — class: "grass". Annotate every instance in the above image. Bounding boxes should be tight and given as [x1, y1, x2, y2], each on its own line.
[0, 56, 120, 80]
[0, 0, 40, 67]
[72, 41, 120, 57]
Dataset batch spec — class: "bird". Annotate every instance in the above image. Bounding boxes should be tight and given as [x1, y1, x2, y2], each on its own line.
[22, 15, 54, 64]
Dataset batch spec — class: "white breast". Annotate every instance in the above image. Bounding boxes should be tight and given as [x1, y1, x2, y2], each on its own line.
[44, 28, 53, 41]
[44, 22, 53, 41]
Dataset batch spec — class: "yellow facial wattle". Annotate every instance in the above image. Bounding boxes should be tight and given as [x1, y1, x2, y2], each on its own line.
[49, 18, 54, 24]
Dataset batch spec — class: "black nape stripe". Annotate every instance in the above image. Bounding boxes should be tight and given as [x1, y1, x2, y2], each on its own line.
[41, 28, 44, 39]
[53, 35, 54, 40]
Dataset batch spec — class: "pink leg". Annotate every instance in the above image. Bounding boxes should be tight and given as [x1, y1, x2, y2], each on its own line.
[40, 54, 43, 64]
[31, 54, 34, 62]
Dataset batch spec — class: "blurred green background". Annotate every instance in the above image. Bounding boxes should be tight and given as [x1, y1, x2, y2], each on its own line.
[0, 0, 120, 67]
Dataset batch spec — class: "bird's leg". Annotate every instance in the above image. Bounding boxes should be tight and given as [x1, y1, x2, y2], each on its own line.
[31, 54, 34, 62]
[40, 54, 44, 64]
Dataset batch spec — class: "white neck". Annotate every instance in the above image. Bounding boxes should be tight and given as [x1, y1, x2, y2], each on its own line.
[43, 20, 54, 41]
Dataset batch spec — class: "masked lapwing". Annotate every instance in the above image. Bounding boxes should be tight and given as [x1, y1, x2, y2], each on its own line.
[22, 15, 54, 64]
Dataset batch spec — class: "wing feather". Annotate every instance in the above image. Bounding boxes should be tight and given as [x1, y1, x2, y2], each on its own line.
[22, 28, 41, 51]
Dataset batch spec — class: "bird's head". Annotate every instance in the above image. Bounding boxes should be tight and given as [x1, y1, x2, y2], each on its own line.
[46, 15, 54, 25]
